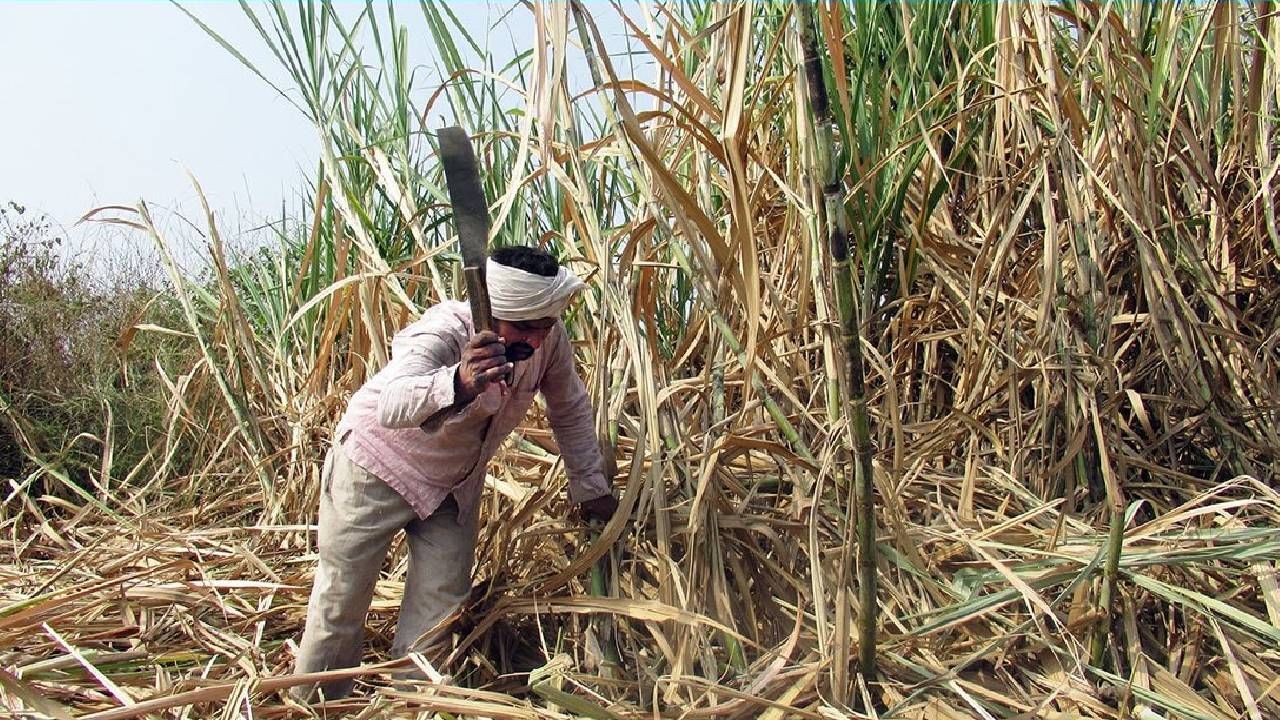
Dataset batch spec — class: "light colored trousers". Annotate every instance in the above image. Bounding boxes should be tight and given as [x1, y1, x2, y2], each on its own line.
[291, 442, 478, 702]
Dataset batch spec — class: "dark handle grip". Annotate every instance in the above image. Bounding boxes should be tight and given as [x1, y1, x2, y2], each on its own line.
[463, 265, 494, 334]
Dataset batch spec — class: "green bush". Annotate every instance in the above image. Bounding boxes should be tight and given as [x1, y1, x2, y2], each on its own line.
[0, 202, 193, 494]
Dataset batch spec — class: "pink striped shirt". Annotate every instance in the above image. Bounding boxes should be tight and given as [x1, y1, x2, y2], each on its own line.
[334, 300, 610, 522]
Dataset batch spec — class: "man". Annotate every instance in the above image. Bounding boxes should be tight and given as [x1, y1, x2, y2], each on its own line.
[291, 246, 618, 702]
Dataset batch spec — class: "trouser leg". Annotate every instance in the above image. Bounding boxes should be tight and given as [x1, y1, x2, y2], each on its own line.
[389, 494, 479, 676]
[291, 444, 416, 702]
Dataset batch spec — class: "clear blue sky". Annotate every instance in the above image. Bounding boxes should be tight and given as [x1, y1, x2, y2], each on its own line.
[0, 1, 633, 256]
[1, 2, 317, 245]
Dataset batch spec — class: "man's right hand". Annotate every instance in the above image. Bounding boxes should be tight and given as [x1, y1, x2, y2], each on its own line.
[454, 331, 512, 404]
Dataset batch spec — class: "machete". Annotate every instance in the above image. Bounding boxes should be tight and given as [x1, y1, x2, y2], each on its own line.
[438, 126, 495, 334]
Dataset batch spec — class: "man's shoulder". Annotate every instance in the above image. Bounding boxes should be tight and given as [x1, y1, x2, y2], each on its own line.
[393, 300, 472, 347]
[542, 320, 574, 363]
[413, 300, 471, 329]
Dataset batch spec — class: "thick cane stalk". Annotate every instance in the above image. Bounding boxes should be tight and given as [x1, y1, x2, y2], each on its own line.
[1090, 407, 1126, 668]
[797, 0, 877, 686]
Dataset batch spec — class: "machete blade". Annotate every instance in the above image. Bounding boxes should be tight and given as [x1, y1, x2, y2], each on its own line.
[438, 126, 495, 333]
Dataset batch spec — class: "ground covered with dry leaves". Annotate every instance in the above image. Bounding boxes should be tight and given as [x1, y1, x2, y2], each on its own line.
[4, 445, 1279, 718]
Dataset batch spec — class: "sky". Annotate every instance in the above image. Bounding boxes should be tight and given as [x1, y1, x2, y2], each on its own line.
[1, 2, 317, 254]
[0, 1, 628, 262]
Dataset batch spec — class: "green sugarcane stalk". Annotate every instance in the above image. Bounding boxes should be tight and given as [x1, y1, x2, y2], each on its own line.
[587, 520, 622, 678]
[1086, 404, 1126, 669]
[797, 0, 877, 684]
[1091, 502, 1125, 667]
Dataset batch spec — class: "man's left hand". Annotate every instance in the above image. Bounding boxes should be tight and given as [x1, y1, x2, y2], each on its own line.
[579, 494, 619, 524]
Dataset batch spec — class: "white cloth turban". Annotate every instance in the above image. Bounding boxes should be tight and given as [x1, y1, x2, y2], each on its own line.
[487, 259, 587, 321]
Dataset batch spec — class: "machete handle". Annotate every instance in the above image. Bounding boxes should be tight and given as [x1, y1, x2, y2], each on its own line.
[463, 265, 494, 334]
[463, 265, 509, 388]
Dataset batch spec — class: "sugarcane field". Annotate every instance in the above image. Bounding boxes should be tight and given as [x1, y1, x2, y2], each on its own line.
[3, 0, 1280, 718]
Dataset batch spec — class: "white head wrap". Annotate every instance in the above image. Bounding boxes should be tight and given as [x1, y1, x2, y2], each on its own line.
[487, 259, 587, 321]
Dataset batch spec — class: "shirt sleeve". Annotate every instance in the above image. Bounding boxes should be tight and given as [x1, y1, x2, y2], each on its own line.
[375, 323, 466, 429]
[538, 323, 612, 503]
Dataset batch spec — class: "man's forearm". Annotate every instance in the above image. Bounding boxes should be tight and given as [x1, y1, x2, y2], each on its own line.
[377, 360, 460, 428]
[553, 414, 612, 502]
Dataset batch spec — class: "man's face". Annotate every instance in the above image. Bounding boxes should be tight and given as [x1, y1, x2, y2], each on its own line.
[495, 317, 556, 362]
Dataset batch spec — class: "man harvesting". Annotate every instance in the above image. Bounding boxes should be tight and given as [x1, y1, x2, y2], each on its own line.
[290, 245, 618, 702]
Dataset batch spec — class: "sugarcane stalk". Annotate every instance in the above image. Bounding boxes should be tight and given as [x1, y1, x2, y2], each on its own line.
[1091, 502, 1125, 667]
[1088, 400, 1126, 668]
[587, 519, 622, 678]
[797, 0, 877, 685]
